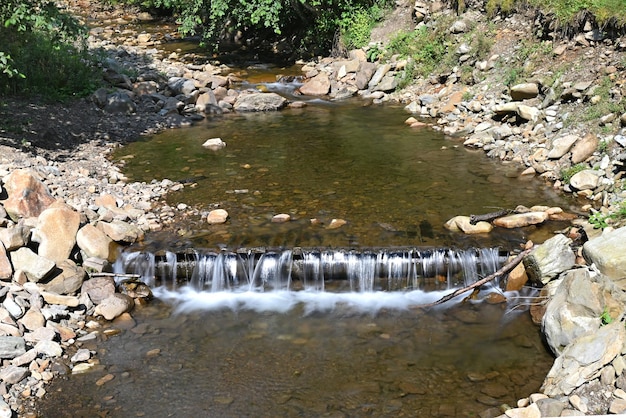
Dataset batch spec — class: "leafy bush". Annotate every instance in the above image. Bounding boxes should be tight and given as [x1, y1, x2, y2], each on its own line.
[0, 0, 101, 99]
[589, 201, 626, 229]
[339, 3, 386, 50]
[114, 0, 393, 55]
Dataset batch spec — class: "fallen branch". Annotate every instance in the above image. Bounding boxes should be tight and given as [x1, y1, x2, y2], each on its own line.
[416, 248, 532, 308]
[469, 209, 510, 225]
[88, 272, 141, 279]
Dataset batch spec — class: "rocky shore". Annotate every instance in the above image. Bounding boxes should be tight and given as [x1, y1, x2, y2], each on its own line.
[1, 0, 626, 416]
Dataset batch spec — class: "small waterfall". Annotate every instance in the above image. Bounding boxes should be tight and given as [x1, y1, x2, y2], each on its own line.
[113, 247, 506, 294]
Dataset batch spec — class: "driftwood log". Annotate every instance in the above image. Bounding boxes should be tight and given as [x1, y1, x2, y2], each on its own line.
[416, 248, 532, 308]
[469, 209, 510, 225]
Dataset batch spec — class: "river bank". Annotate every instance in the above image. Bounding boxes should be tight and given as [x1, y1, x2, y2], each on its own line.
[0, 0, 626, 416]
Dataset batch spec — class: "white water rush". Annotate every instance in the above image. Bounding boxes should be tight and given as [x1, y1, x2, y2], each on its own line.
[113, 247, 508, 314]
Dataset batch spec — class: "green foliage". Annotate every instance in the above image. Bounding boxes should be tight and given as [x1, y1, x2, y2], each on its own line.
[560, 163, 587, 183]
[583, 77, 626, 122]
[600, 306, 613, 325]
[366, 45, 383, 62]
[0, 0, 101, 99]
[486, 0, 517, 16]
[339, 3, 386, 50]
[486, 0, 626, 27]
[115, 0, 393, 54]
[386, 24, 451, 81]
[589, 201, 626, 229]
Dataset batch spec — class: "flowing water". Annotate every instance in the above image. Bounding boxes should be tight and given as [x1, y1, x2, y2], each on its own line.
[36, 76, 573, 416]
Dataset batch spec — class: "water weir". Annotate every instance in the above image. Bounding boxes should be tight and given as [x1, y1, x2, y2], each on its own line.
[113, 247, 507, 293]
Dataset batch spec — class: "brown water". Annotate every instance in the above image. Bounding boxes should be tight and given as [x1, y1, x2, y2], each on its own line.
[112, 98, 576, 251]
[39, 88, 568, 417]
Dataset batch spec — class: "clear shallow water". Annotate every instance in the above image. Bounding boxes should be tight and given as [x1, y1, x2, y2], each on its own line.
[112, 99, 576, 250]
[38, 299, 553, 418]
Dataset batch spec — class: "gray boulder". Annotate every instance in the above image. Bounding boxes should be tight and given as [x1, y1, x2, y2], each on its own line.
[233, 93, 288, 112]
[583, 226, 626, 282]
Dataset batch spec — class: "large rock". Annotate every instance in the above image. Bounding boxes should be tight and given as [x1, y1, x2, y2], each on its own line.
[542, 268, 624, 356]
[104, 91, 137, 114]
[0, 243, 11, 280]
[31, 202, 80, 263]
[583, 226, 626, 281]
[0, 225, 30, 251]
[233, 92, 288, 111]
[299, 72, 331, 96]
[9, 247, 55, 283]
[569, 169, 601, 191]
[368, 64, 391, 90]
[2, 169, 55, 221]
[44, 260, 86, 295]
[542, 320, 625, 396]
[97, 220, 144, 243]
[444, 216, 493, 234]
[207, 209, 229, 225]
[510, 83, 540, 100]
[0, 336, 26, 359]
[355, 62, 377, 90]
[492, 212, 548, 228]
[76, 224, 116, 261]
[81, 277, 116, 304]
[94, 294, 134, 320]
[571, 133, 599, 163]
[523, 234, 575, 285]
[167, 77, 196, 95]
[548, 134, 578, 159]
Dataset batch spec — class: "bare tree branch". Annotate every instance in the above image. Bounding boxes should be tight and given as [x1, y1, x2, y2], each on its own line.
[416, 248, 532, 308]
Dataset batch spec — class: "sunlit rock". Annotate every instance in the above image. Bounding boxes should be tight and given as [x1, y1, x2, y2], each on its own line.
[98, 220, 144, 243]
[76, 224, 115, 261]
[31, 202, 80, 263]
[569, 169, 600, 191]
[505, 261, 528, 291]
[272, 214, 291, 223]
[94, 294, 134, 321]
[81, 277, 116, 305]
[202, 137, 226, 150]
[548, 134, 578, 159]
[523, 234, 575, 285]
[571, 133, 599, 164]
[327, 219, 347, 229]
[510, 83, 539, 101]
[493, 212, 548, 228]
[9, 248, 55, 283]
[299, 72, 331, 96]
[444, 216, 492, 234]
[2, 169, 55, 221]
[43, 260, 86, 295]
[583, 226, 626, 281]
[542, 320, 624, 396]
[233, 92, 288, 111]
[207, 209, 229, 225]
